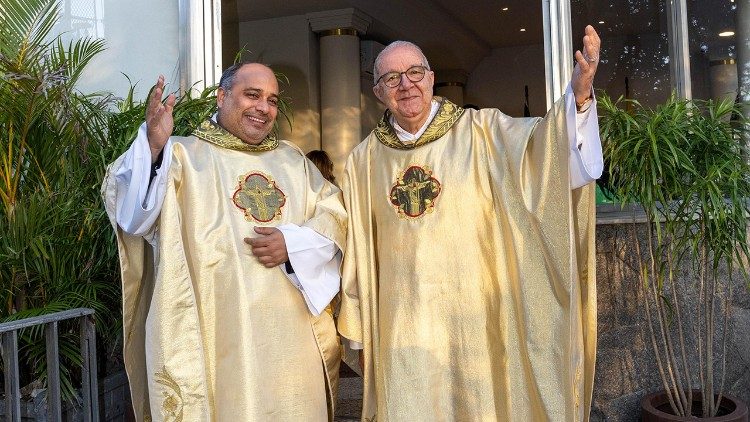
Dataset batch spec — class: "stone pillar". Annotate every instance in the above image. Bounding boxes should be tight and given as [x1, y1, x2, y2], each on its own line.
[709, 59, 738, 103]
[434, 70, 468, 106]
[307, 9, 371, 182]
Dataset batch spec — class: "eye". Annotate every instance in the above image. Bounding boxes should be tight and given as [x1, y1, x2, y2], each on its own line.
[247, 92, 259, 99]
[268, 98, 278, 107]
[385, 73, 400, 84]
[408, 67, 424, 77]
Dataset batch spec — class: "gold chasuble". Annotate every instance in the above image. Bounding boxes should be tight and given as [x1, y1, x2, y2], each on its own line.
[338, 98, 597, 421]
[102, 121, 346, 421]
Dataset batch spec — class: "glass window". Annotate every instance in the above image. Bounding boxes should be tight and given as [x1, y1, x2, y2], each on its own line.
[52, 0, 181, 99]
[687, 0, 738, 102]
[570, 0, 671, 108]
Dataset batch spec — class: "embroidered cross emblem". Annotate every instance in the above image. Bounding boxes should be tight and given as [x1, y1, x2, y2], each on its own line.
[389, 165, 441, 218]
[232, 172, 286, 223]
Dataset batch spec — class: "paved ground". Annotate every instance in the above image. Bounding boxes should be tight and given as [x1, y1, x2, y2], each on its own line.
[334, 366, 363, 422]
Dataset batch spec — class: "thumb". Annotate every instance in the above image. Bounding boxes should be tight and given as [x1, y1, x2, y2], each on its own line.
[254, 226, 274, 235]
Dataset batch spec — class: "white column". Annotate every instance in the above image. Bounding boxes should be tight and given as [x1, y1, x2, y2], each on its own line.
[308, 9, 371, 182]
[179, 0, 222, 93]
[666, 0, 691, 99]
[435, 70, 467, 106]
[543, 0, 573, 109]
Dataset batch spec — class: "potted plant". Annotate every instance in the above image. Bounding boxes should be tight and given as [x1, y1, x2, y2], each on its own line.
[599, 94, 750, 420]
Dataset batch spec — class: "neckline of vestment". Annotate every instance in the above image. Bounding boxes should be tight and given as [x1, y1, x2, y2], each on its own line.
[192, 119, 279, 152]
[374, 97, 465, 150]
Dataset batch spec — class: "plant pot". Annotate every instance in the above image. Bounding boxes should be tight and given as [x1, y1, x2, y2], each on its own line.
[642, 390, 749, 421]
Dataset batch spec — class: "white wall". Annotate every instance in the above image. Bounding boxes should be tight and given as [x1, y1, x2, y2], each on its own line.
[465, 44, 547, 117]
[238, 15, 321, 152]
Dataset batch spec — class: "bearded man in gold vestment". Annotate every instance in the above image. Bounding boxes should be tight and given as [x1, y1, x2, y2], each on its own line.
[338, 26, 603, 421]
[102, 63, 346, 421]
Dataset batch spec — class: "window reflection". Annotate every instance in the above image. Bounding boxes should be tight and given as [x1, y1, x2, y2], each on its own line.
[571, 0, 671, 107]
[687, 0, 738, 102]
[56, 0, 105, 40]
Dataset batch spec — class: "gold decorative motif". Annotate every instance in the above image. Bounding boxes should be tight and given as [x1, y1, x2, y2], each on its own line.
[154, 367, 184, 422]
[193, 119, 278, 151]
[233, 171, 286, 223]
[374, 97, 464, 150]
[389, 165, 441, 219]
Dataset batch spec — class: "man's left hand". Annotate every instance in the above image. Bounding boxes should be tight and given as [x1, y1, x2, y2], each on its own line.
[245, 227, 289, 268]
[572, 25, 601, 106]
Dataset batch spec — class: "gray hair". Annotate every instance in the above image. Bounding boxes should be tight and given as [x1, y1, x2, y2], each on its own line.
[373, 41, 431, 85]
[218, 62, 251, 91]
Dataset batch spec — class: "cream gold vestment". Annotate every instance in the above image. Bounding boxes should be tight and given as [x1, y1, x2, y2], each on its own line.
[338, 98, 597, 421]
[102, 122, 346, 421]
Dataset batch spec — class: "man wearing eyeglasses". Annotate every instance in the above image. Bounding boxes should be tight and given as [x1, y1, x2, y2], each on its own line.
[338, 26, 603, 420]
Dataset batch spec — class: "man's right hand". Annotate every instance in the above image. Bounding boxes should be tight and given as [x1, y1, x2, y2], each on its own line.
[146, 75, 176, 163]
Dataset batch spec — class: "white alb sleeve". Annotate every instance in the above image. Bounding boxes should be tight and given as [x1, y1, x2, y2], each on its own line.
[277, 224, 342, 316]
[565, 84, 604, 189]
[114, 122, 173, 235]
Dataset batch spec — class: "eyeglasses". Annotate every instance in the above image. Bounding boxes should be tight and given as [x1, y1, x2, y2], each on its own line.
[376, 65, 428, 88]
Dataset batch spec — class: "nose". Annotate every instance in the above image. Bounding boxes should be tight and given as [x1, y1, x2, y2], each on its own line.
[398, 73, 415, 89]
[255, 99, 269, 114]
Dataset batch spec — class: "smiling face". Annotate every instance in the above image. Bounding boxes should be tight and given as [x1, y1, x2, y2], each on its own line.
[216, 63, 279, 145]
[373, 44, 435, 134]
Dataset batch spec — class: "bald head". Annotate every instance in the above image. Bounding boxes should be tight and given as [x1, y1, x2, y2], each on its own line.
[373, 41, 431, 85]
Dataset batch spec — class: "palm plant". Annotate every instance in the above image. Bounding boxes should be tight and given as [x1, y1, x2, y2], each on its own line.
[0, 0, 121, 400]
[0, 0, 295, 405]
[599, 94, 750, 417]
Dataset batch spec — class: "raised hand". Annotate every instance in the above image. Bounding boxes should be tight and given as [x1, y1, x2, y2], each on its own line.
[145, 75, 176, 163]
[572, 25, 601, 106]
[245, 227, 290, 268]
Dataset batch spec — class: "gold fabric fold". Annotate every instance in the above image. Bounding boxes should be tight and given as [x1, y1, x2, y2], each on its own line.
[103, 137, 346, 421]
[339, 98, 596, 421]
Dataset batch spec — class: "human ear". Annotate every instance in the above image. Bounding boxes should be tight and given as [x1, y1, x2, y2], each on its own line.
[217, 87, 226, 108]
[373, 84, 384, 103]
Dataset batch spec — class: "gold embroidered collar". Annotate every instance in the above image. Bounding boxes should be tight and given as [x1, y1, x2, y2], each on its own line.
[374, 97, 465, 150]
[193, 119, 278, 152]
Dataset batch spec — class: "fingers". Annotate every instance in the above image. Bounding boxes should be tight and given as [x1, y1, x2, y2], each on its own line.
[581, 25, 601, 64]
[256, 255, 281, 268]
[254, 226, 276, 235]
[574, 50, 591, 72]
[147, 75, 176, 122]
[165, 93, 176, 114]
[586, 24, 601, 46]
[245, 227, 288, 268]
[245, 227, 279, 247]
[147, 75, 165, 118]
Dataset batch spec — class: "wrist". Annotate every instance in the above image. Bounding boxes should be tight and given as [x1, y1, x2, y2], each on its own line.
[576, 96, 593, 113]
